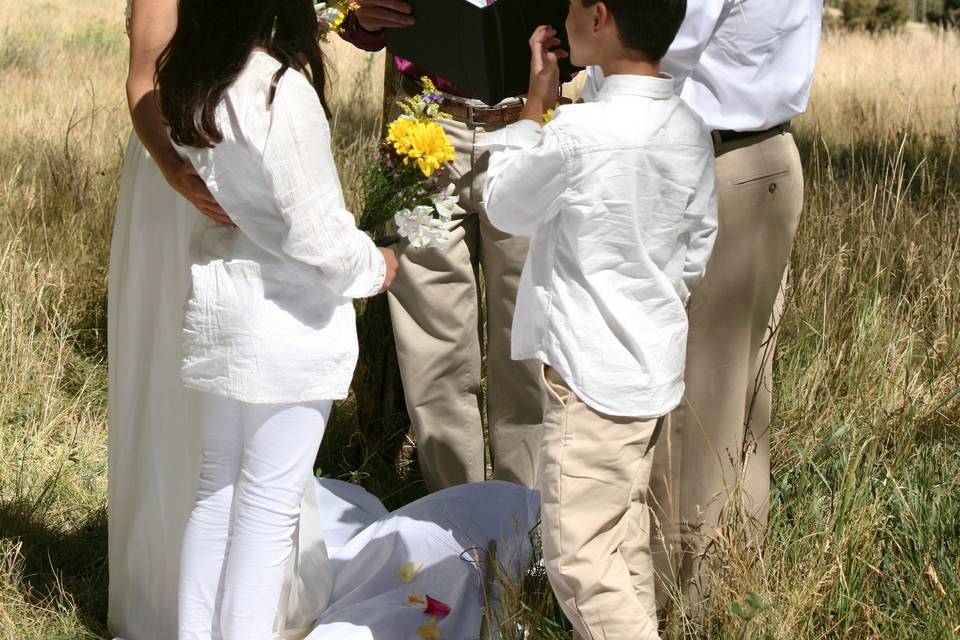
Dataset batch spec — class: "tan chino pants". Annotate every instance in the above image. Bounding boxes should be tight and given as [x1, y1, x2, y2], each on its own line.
[540, 368, 663, 640]
[650, 132, 805, 608]
[387, 95, 544, 492]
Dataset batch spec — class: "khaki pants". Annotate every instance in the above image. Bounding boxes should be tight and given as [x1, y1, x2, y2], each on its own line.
[387, 103, 544, 492]
[540, 368, 663, 640]
[650, 132, 804, 607]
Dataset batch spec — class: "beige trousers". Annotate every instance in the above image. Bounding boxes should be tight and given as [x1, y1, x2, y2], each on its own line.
[650, 132, 804, 607]
[387, 104, 544, 492]
[540, 368, 664, 640]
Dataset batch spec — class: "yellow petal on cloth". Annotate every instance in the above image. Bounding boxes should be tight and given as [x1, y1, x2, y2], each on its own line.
[417, 616, 443, 639]
[404, 591, 427, 609]
[398, 561, 423, 583]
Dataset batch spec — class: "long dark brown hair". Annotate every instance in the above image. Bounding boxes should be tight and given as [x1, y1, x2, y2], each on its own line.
[156, 0, 330, 148]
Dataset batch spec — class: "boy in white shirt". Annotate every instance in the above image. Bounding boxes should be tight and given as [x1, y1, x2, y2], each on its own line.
[482, 1, 716, 637]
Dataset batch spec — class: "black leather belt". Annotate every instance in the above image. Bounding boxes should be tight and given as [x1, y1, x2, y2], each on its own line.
[711, 122, 790, 154]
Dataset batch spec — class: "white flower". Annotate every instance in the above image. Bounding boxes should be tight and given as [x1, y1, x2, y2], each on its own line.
[315, 6, 339, 29]
[395, 206, 450, 249]
[314, 2, 346, 31]
[430, 183, 458, 221]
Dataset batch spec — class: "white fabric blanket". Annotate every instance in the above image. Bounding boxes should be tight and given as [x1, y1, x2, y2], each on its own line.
[303, 480, 540, 640]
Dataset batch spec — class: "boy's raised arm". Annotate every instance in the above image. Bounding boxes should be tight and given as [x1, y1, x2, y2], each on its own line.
[481, 120, 568, 237]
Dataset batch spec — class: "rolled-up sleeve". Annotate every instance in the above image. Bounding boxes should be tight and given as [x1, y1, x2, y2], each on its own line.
[661, 0, 729, 89]
[679, 144, 718, 302]
[481, 119, 568, 237]
[261, 72, 385, 299]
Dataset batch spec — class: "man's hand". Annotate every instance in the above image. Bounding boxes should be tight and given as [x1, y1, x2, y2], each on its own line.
[378, 247, 399, 293]
[520, 26, 568, 123]
[354, 0, 415, 32]
[166, 161, 234, 227]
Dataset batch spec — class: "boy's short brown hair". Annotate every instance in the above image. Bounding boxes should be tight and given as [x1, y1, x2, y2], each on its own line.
[581, 0, 687, 62]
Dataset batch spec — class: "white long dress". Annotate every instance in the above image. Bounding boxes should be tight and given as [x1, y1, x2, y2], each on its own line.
[108, 7, 332, 638]
[107, 129, 203, 638]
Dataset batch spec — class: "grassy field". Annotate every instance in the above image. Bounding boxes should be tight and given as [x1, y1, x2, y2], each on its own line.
[0, 1, 958, 637]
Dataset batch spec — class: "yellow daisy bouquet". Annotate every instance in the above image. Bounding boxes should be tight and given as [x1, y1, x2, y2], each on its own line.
[359, 78, 458, 249]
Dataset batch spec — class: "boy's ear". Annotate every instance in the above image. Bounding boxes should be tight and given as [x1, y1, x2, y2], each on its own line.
[592, 1, 610, 35]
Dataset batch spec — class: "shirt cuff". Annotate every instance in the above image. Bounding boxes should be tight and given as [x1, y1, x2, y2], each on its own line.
[338, 14, 387, 52]
[476, 119, 543, 151]
[361, 241, 387, 298]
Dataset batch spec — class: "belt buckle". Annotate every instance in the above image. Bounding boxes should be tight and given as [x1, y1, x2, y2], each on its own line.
[467, 103, 477, 127]
[710, 130, 723, 155]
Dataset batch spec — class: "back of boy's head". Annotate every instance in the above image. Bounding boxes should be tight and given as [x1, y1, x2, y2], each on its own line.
[582, 0, 687, 62]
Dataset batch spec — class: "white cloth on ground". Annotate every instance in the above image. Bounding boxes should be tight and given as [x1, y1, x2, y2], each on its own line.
[307, 480, 541, 640]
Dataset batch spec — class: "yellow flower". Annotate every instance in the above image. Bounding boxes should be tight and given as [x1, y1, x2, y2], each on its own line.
[542, 108, 556, 125]
[387, 117, 455, 178]
[398, 561, 423, 583]
[417, 616, 442, 639]
[404, 591, 427, 608]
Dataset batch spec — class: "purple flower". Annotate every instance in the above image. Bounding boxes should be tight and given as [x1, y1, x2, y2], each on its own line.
[423, 93, 443, 105]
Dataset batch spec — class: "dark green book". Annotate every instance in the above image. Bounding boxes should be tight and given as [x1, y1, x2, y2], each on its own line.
[384, 0, 580, 106]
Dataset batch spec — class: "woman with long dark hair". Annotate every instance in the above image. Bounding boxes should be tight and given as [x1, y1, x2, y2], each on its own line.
[155, 1, 397, 637]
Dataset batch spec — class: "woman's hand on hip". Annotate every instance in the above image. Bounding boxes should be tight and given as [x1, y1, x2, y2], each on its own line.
[166, 161, 234, 227]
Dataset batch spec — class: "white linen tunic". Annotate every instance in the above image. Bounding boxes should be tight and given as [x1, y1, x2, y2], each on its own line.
[177, 52, 385, 404]
[482, 75, 718, 419]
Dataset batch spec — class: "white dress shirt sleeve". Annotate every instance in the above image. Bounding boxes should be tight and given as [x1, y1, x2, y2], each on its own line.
[260, 71, 385, 299]
[481, 119, 568, 237]
[679, 144, 719, 303]
[661, 0, 729, 90]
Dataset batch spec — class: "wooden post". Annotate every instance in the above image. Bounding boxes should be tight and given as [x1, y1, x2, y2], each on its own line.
[350, 54, 413, 477]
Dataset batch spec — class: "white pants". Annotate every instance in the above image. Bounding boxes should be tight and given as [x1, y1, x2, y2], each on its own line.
[179, 393, 332, 640]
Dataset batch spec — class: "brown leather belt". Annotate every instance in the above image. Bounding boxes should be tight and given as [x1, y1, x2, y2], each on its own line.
[400, 75, 525, 126]
[711, 122, 791, 156]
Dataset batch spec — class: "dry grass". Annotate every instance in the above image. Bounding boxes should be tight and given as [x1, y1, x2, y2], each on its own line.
[0, 3, 957, 637]
[803, 27, 960, 138]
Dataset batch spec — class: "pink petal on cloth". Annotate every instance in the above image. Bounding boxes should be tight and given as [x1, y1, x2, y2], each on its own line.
[424, 596, 451, 619]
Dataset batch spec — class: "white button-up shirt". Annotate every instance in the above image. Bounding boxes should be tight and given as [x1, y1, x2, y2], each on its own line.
[177, 52, 385, 404]
[481, 75, 718, 418]
[585, 0, 824, 131]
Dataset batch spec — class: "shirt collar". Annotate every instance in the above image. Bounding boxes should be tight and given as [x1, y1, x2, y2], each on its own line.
[597, 73, 675, 101]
